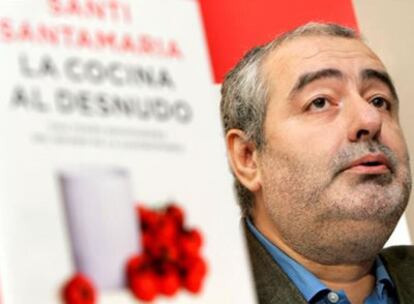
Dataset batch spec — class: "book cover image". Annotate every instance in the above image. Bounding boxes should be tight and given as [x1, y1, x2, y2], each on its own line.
[0, 0, 256, 303]
[57, 166, 211, 302]
[59, 167, 140, 291]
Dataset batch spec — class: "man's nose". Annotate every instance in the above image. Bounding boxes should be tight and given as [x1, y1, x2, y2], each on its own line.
[347, 96, 382, 142]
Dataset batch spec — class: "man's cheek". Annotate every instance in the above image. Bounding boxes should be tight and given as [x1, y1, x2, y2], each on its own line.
[382, 130, 408, 160]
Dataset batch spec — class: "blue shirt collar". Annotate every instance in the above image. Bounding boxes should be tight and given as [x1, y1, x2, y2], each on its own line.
[246, 218, 395, 302]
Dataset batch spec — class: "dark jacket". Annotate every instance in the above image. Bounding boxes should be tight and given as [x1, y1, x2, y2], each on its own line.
[244, 224, 414, 303]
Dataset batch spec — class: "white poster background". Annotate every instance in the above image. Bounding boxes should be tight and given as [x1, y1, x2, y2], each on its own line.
[0, 0, 256, 303]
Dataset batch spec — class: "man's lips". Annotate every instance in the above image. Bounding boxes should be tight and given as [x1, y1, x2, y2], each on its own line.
[343, 153, 391, 175]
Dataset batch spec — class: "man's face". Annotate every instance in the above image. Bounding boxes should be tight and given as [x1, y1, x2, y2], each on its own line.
[256, 36, 412, 264]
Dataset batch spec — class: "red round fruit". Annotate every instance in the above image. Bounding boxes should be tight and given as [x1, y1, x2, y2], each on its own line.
[180, 256, 207, 277]
[138, 206, 161, 232]
[129, 271, 159, 302]
[142, 231, 155, 250]
[180, 229, 203, 257]
[157, 216, 178, 242]
[158, 269, 181, 296]
[166, 204, 185, 227]
[62, 273, 97, 304]
[126, 254, 149, 282]
[183, 270, 204, 294]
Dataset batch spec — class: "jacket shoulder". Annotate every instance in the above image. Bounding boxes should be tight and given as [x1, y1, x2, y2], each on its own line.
[380, 245, 414, 262]
[379, 245, 414, 303]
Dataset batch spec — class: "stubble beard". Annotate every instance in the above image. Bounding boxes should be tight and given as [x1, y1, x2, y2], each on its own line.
[260, 142, 412, 265]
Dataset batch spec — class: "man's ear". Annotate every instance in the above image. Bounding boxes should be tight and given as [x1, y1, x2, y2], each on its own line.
[226, 129, 261, 192]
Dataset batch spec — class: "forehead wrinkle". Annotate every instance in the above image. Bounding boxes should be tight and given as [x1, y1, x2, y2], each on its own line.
[275, 37, 382, 72]
[270, 35, 374, 59]
[299, 46, 380, 61]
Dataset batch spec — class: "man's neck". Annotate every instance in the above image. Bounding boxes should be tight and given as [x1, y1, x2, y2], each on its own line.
[302, 258, 375, 304]
[252, 215, 376, 304]
[320, 272, 375, 304]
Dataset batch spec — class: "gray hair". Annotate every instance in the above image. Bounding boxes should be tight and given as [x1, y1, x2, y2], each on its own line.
[220, 22, 358, 217]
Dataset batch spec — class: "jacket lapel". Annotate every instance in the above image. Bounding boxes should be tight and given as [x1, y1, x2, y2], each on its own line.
[244, 223, 308, 304]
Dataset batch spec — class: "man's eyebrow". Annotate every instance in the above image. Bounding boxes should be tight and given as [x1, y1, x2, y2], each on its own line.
[361, 69, 398, 100]
[288, 68, 343, 99]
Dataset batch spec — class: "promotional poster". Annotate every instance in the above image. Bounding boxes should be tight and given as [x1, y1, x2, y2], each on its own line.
[0, 0, 256, 303]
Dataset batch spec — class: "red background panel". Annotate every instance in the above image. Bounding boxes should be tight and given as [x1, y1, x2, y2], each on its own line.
[198, 0, 358, 83]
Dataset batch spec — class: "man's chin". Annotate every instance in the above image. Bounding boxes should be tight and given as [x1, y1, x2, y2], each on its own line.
[293, 220, 397, 265]
[356, 172, 394, 186]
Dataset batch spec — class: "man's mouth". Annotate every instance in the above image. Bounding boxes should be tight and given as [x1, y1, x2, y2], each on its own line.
[343, 153, 391, 175]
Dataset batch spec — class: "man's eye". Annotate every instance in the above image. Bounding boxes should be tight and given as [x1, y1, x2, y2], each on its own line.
[370, 96, 390, 110]
[308, 97, 329, 111]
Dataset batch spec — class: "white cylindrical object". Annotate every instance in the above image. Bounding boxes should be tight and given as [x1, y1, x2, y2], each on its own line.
[59, 167, 140, 290]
